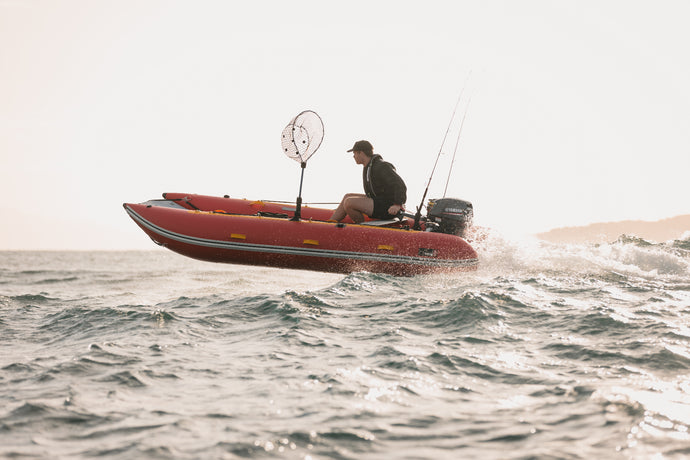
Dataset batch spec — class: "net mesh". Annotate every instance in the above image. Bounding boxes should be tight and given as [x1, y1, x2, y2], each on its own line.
[281, 110, 324, 163]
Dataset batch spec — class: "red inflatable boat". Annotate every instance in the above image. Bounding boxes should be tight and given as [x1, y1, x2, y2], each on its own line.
[123, 193, 478, 276]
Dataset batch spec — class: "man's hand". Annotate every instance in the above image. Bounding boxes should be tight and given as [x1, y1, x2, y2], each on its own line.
[388, 204, 403, 215]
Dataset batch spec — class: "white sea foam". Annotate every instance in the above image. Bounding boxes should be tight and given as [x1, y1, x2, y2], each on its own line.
[472, 228, 689, 280]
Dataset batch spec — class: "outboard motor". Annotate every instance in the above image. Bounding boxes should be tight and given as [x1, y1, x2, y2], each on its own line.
[426, 198, 473, 237]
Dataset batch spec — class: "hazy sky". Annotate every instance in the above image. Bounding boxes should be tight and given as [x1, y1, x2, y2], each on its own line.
[2, 0, 689, 250]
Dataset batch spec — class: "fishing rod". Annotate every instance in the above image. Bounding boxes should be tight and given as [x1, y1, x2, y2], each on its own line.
[412, 83, 468, 230]
[442, 96, 471, 198]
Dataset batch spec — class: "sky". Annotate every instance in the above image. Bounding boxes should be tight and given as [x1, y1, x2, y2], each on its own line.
[2, 0, 689, 250]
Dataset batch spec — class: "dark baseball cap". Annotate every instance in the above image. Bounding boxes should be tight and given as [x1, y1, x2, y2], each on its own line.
[346, 140, 373, 154]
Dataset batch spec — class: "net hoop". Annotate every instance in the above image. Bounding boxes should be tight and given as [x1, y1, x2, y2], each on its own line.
[281, 110, 324, 164]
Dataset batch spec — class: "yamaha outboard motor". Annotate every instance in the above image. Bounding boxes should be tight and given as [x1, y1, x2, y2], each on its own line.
[426, 198, 473, 237]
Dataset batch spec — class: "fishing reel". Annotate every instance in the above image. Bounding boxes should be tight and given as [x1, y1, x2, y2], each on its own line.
[425, 198, 473, 237]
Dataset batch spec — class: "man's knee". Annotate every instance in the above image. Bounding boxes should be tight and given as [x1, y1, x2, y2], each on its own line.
[343, 196, 356, 211]
[341, 193, 359, 202]
[344, 196, 372, 214]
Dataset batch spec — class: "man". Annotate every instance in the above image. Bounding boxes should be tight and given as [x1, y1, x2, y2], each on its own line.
[330, 140, 407, 223]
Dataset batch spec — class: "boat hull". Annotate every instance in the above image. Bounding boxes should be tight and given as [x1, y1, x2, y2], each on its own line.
[123, 194, 478, 276]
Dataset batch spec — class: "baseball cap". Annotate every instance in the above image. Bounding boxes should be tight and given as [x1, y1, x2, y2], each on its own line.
[346, 140, 373, 154]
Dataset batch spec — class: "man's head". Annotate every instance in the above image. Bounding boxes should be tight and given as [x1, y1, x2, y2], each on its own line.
[347, 140, 373, 157]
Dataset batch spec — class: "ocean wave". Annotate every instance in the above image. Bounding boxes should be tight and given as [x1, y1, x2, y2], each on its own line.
[34, 306, 180, 346]
[402, 293, 504, 334]
[9, 293, 59, 304]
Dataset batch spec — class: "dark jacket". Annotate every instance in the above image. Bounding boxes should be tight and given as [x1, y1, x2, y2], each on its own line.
[362, 154, 407, 205]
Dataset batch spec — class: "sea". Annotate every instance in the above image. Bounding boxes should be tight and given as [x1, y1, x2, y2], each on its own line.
[1, 232, 690, 459]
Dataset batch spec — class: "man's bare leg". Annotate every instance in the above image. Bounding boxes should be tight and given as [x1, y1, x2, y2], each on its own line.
[330, 193, 366, 221]
[343, 196, 375, 224]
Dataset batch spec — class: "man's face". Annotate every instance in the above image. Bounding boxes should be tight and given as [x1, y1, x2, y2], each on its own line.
[353, 150, 366, 165]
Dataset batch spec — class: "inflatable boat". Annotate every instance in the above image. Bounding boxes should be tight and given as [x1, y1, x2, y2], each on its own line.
[123, 110, 479, 276]
[123, 193, 478, 276]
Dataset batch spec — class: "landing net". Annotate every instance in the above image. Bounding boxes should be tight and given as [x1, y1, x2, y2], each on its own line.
[281, 110, 324, 164]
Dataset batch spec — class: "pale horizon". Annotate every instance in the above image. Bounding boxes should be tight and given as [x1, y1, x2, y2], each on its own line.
[2, 1, 690, 250]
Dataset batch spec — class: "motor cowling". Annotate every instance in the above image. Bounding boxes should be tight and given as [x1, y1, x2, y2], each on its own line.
[426, 198, 473, 237]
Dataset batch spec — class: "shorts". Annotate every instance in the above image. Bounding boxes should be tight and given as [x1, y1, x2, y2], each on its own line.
[371, 197, 395, 219]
